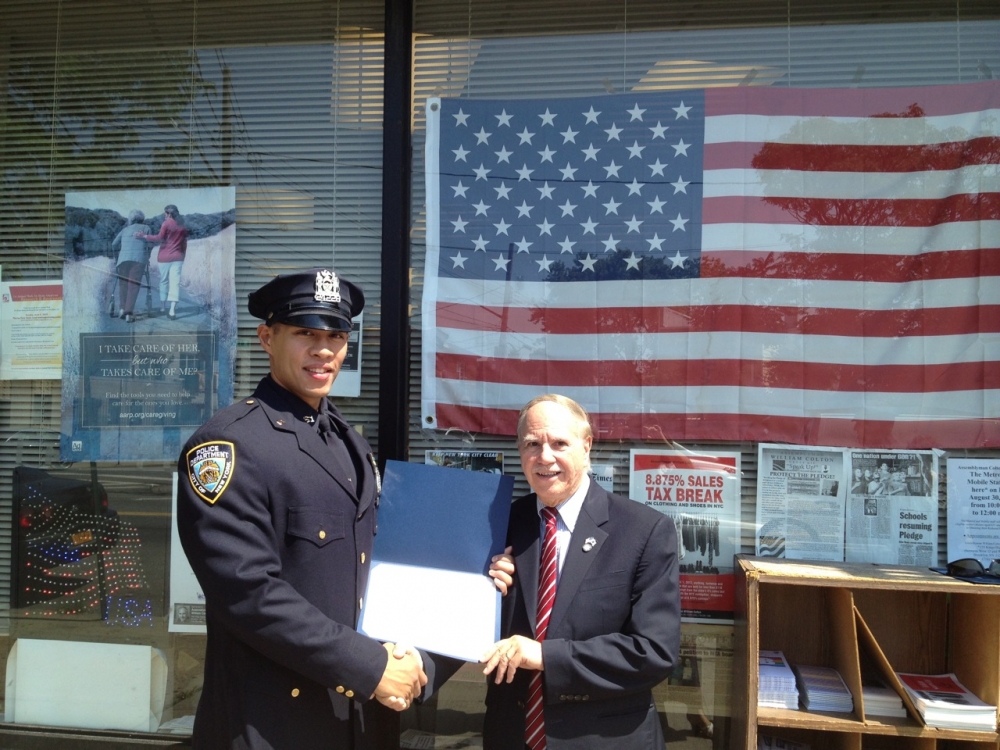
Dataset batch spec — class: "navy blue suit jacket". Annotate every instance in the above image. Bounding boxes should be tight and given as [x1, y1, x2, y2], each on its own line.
[483, 481, 680, 750]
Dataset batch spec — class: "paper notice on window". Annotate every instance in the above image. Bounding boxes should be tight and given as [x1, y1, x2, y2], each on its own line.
[1, 281, 63, 380]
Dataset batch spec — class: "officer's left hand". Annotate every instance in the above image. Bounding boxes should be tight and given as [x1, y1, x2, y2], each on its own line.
[489, 546, 515, 596]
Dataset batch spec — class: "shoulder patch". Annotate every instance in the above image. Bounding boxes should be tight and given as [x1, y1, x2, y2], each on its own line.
[186, 441, 236, 505]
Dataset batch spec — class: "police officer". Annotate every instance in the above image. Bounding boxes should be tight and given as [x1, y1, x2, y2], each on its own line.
[177, 268, 432, 749]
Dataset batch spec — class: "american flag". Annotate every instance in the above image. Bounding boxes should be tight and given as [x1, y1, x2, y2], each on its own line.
[421, 83, 1000, 449]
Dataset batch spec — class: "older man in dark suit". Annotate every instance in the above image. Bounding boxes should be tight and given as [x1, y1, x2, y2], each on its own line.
[481, 394, 680, 750]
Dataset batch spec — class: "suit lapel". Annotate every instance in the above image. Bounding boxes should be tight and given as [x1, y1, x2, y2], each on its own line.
[510, 499, 543, 636]
[548, 484, 609, 634]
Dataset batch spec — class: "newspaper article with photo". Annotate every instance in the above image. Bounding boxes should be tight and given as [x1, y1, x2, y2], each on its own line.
[630, 450, 741, 623]
[845, 450, 938, 565]
[756, 444, 846, 561]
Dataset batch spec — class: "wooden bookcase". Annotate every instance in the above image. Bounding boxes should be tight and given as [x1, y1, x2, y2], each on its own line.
[732, 555, 1000, 750]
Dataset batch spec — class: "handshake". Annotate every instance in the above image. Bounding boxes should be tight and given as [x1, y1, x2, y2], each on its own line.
[373, 642, 427, 711]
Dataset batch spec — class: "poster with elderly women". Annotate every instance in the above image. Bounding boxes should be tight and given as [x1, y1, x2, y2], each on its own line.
[61, 187, 236, 461]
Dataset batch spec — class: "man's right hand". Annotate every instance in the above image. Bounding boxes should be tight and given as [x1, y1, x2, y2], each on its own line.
[373, 642, 427, 711]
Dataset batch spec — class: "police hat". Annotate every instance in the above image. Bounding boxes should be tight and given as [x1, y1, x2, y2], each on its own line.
[248, 268, 364, 332]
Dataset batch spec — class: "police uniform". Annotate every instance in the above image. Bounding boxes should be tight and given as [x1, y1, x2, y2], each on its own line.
[177, 269, 388, 750]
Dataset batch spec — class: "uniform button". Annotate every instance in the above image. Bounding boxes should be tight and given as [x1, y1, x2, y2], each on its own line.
[319, 530, 326, 540]
[360, 552, 366, 564]
[345, 690, 355, 698]
[359, 597, 363, 609]
[276, 419, 285, 426]
[246, 399, 255, 404]
[291, 688, 300, 698]
[336, 686, 345, 693]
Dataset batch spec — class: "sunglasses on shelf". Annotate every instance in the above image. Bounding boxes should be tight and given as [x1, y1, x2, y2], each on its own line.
[945, 558, 1000, 578]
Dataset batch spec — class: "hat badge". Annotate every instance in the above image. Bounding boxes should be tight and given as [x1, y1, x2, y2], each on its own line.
[314, 270, 342, 304]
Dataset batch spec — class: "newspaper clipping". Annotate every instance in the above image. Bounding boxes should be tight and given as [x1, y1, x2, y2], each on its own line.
[756, 445, 846, 561]
[845, 450, 937, 565]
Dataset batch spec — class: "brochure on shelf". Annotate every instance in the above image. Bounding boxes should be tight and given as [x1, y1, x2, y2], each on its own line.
[895, 672, 997, 731]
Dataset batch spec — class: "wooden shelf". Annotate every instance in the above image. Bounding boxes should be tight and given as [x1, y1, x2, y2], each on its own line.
[732, 555, 1000, 750]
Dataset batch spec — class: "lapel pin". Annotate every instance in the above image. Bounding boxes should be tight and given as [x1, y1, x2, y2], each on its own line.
[582, 537, 597, 552]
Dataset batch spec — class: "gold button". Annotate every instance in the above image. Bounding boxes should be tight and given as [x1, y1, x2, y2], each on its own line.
[246, 399, 255, 405]
[291, 688, 300, 697]
[276, 419, 284, 426]
[319, 530, 326, 540]
[336, 686, 345, 693]
[360, 552, 366, 563]
[345, 690, 355, 698]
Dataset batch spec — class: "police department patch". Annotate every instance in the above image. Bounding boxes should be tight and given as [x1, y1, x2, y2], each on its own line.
[187, 441, 235, 505]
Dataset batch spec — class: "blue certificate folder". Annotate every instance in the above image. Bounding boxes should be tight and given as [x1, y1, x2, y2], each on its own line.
[358, 460, 514, 660]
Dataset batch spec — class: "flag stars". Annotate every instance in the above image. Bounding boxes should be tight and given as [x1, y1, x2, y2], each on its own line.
[670, 213, 689, 232]
[537, 182, 555, 199]
[496, 109, 513, 126]
[559, 199, 577, 217]
[673, 101, 691, 119]
[647, 233, 666, 251]
[474, 127, 491, 144]
[472, 200, 490, 216]
[648, 159, 667, 177]
[647, 196, 666, 214]
[582, 144, 600, 161]
[514, 237, 533, 254]
[536, 218, 554, 236]
[494, 182, 513, 199]
[671, 175, 690, 194]
[627, 103, 646, 121]
[452, 144, 469, 162]
[580, 217, 598, 234]
[493, 218, 511, 235]
[473, 164, 490, 181]
[602, 197, 621, 215]
[516, 200, 534, 217]
[538, 145, 556, 163]
[624, 253, 642, 271]
[494, 145, 513, 163]
[472, 235, 489, 252]
[516, 164, 534, 181]
[578, 254, 598, 272]
[604, 123, 623, 141]
[581, 181, 599, 198]
[560, 163, 579, 181]
[626, 141, 645, 159]
[672, 139, 691, 157]
[451, 252, 468, 268]
[668, 250, 688, 269]
[558, 237, 576, 254]
[560, 126, 579, 143]
[583, 106, 601, 124]
[539, 108, 557, 126]
[602, 234, 620, 253]
[626, 178, 644, 196]
[536, 255, 555, 273]
[451, 216, 468, 233]
[624, 215, 643, 233]
[492, 254, 511, 272]
[603, 160, 622, 178]
[517, 127, 535, 145]
[453, 108, 470, 126]
[649, 121, 669, 139]
[452, 180, 469, 198]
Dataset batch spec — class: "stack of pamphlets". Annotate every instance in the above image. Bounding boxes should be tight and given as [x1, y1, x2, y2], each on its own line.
[896, 672, 997, 731]
[759, 650, 799, 709]
[793, 665, 854, 713]
[758, 735, 810, 750]
[862, 683, 907, 719]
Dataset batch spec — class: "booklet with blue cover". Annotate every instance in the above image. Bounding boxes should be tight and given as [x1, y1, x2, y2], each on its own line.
[358, 460, 514, 660]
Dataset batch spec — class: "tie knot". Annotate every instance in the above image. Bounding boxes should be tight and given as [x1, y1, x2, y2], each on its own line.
[316, 412, 335, 437]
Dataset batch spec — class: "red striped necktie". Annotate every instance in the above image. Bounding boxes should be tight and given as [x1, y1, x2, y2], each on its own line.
[525, 506, 559, 750]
